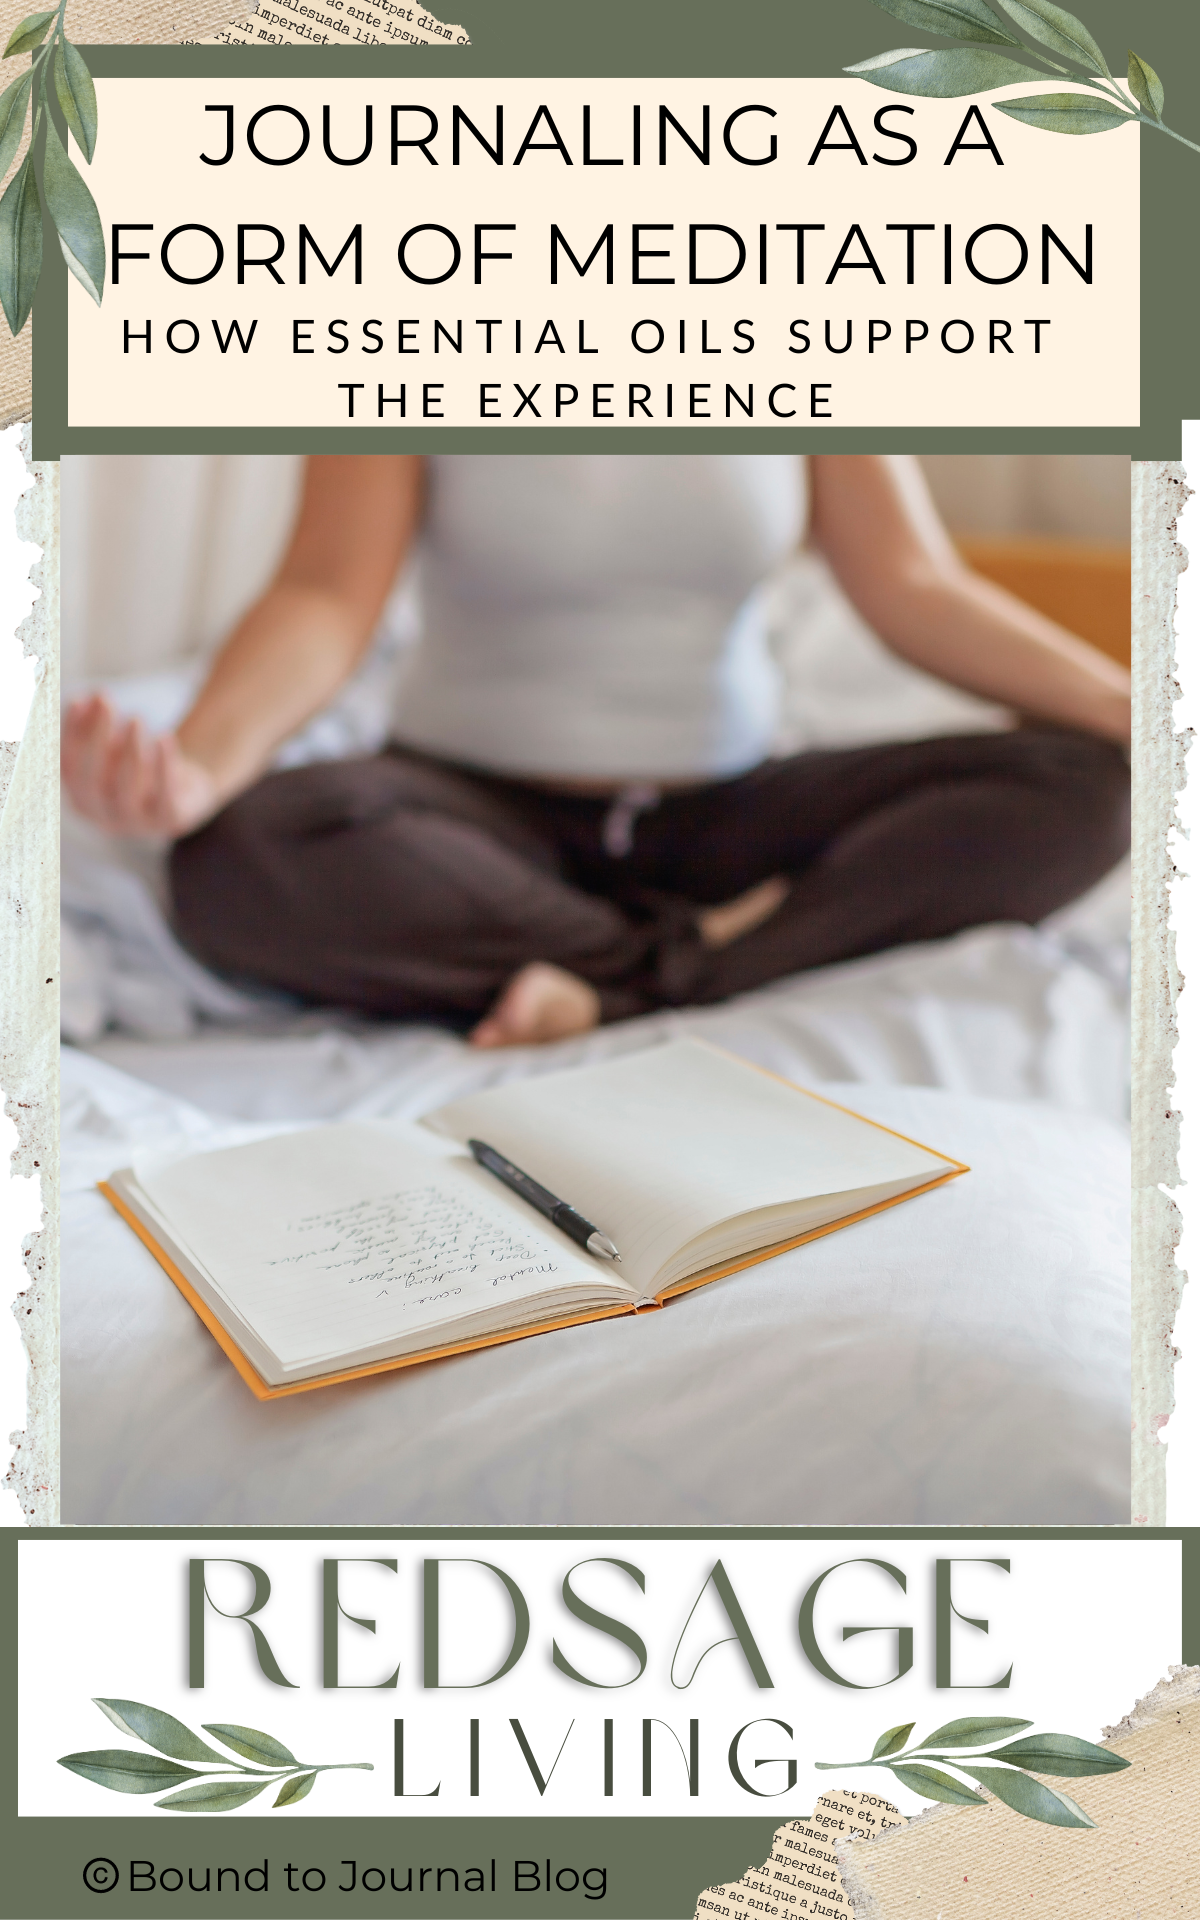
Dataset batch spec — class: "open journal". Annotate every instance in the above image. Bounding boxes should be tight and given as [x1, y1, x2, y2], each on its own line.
[100, 1040, 967, 1399]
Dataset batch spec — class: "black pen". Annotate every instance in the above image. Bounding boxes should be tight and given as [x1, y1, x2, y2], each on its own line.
[467, 1139, 622, 1262]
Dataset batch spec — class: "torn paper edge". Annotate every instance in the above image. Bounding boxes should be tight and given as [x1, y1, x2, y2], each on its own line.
[692, 1790, 906, 1920]
[1, 429, 58, 1524]
[1166, 437, 1200, 1522]
[0, 10, 467, 421]
[0, 461, 1178, 1525]
[835, 1664, 1200, 1918]
[196, 1, 465, 46]
[1131, 461, 1190, 1525]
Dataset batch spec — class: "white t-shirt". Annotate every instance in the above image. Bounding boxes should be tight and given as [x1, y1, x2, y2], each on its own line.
[389, 454, 807, 780]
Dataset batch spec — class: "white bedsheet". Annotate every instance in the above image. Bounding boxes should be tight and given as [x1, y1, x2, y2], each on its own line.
[61, 892, 1131, 1525]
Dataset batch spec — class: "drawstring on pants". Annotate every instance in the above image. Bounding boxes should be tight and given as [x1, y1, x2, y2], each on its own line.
[600, 783, 662, 858]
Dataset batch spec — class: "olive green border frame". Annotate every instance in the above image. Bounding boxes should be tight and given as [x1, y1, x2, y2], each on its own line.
[17, 1, 1200, 1908]
[2, 1528, 1194, 1918]
[28, 0, 1200, 458]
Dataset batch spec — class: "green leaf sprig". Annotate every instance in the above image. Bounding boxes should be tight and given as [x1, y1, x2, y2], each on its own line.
[58, 1699, 374, 1812]
[0, 0, 102, 336]
[816, 1714, 1130, 1828]
[848, 0, 1198, 155]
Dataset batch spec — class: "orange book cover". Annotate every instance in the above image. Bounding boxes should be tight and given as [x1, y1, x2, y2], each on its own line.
[97, 1088, 967, 1402]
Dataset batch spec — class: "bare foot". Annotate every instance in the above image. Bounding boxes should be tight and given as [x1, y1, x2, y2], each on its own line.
[469, 962, 603, 1049]
[698, 876, 790, 950]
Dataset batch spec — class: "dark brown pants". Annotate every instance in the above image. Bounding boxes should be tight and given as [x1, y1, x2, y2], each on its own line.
[170, 729, 1130, 1026]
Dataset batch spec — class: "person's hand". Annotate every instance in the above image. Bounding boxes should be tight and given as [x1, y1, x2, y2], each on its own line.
[62, 693, 222, 838]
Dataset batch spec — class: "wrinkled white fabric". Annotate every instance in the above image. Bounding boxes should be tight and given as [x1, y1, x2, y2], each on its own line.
[61, 1036, 1129, 1526]
[78, 853, 1131, 1127]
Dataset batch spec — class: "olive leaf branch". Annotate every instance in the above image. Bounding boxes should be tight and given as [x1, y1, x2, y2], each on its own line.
[0, 0, 103, 338]
[816, 1713, 1130, 1828]
[58, 1699, 374, 1812]
[849, 0, 1200, 154]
